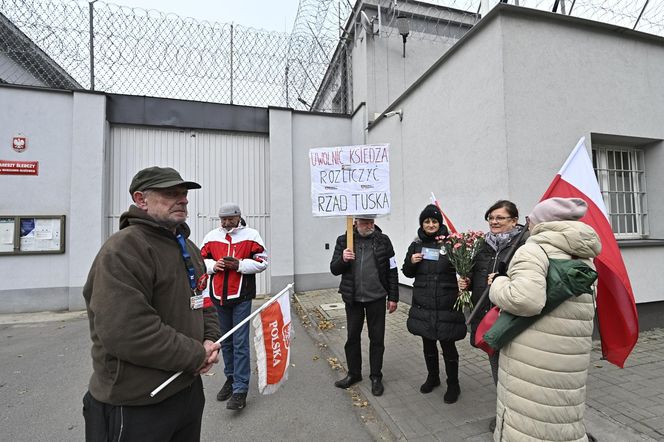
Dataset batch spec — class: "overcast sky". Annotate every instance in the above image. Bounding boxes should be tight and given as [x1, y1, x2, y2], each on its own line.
[103, 0, 302, 33]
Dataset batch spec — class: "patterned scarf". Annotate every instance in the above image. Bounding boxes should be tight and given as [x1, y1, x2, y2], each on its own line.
[484, 225, 523, 253]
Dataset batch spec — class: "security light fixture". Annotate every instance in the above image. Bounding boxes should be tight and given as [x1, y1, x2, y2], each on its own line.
[397, 16, 410, 58]
[385, 109, 403, 121]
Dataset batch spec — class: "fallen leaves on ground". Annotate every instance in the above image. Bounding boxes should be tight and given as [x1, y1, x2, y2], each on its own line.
[327, 357, 342, 370]
[313, 308, 335, 330]
[351, 390, 368, 408]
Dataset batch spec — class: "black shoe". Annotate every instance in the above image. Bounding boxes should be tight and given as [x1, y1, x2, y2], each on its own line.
[371, 377, 384, 396]
[419, 374, 441, 394]
[226, 392, 247, 410]
[334, 375, 362, 389]
[443, 380, 460, 404]
[216, 377, 234, 402]
[489, 417, 496, 432]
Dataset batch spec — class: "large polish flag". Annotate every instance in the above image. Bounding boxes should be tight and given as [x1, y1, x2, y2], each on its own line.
[541, 137, 638, 368]
[430, 192, 458, 234]
[252, 292, 292, 394]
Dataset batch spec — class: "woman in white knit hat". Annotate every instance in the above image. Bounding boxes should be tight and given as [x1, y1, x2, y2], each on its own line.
[489, 197, 601, 442]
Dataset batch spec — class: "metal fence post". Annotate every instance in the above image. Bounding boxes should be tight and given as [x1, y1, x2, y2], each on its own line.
[230, 23, 234, 104]
[634, 0, 650, 30]
[89, 0, 97, 90]
[285, 64, 289, 108]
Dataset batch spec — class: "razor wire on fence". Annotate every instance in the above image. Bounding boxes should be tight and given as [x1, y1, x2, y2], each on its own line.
[0, 0, 353, 112]
[1, 0, 663, 114]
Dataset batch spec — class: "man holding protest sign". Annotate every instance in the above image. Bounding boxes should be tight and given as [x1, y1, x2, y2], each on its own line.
[330, 215, 399, 396]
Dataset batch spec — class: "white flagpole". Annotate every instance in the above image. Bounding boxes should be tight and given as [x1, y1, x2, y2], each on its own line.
[150, 283, 294, 398]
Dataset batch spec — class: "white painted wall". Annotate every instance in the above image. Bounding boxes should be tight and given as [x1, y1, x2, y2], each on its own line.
[0, 87, 105, 312]
[366, 33, 458, 118]
[364, 8, 664, 303]
[367, 14, 508, 284]
[289, 111, 353, 291]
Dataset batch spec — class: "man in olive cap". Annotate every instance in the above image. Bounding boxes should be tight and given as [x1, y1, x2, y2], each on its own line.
[200, 202, 268, 411]
[82, 166, 221, 441]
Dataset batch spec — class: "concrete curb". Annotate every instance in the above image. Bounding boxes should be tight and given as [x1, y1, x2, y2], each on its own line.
[0, 310, 87, 325]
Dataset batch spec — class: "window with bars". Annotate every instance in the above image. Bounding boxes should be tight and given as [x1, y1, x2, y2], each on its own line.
[592, 145, 648, 238]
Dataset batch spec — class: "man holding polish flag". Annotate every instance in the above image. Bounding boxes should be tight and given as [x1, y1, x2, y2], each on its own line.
[540, 137, 638, 368]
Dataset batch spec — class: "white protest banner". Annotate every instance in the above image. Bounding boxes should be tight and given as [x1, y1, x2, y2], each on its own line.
[310, 144, 391, 217]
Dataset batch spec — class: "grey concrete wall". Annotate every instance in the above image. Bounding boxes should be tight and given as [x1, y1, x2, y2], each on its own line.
[366, 14, 508, 284]
[498, 9, 664, 303]
[68, 92, 106, 310]
[290, 112, 353, 292]
[0, 86, 106, 312]
[363, 7, 664, 303]
[366, 34, 457, 119]
[268, 108, 295, 292]
[645, 140, 664, 239]
[500, 11, 664, 214]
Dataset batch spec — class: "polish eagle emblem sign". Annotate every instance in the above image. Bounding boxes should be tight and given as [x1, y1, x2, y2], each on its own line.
[12, 136, 27, 153]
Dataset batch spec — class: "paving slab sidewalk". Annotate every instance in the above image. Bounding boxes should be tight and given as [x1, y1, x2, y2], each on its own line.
[296, 288, 663, 442]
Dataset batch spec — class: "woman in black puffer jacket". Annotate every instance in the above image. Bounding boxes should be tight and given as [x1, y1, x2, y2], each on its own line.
[402, 204, 466, 404]
[458, 200, 527, 432]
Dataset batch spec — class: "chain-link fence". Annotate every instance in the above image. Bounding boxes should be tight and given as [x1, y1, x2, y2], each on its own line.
[377, 0, 664, 42]
[1, 0, 663, 114]
[0, 0, 352, 112]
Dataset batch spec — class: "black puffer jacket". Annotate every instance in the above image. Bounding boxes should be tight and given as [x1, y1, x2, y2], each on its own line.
[468, 225, 528, 346]
[401, 228, 466, 342]
[330, 225, 399, 305]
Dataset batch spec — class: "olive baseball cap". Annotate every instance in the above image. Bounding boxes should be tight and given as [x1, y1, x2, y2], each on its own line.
[129, 166, 201, 194]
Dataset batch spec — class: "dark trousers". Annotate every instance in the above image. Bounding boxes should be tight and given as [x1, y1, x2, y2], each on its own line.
[83, 376, 205, 442]
[422, 337, 459, 362]
[344, 298, 386, 379]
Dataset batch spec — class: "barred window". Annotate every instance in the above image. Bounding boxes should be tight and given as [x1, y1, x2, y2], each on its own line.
[592, 145, 648, 238]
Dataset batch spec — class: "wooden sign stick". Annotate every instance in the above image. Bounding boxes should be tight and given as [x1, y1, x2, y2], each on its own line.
[346, 216, 354, 250]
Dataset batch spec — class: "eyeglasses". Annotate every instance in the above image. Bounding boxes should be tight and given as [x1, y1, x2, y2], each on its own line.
[486, 216, 513, 222]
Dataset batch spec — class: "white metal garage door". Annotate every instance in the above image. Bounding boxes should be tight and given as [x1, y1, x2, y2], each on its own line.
[107, 125, 271, 294]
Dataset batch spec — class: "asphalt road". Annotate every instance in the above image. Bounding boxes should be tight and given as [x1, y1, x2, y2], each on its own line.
[0, 307, 380, 441]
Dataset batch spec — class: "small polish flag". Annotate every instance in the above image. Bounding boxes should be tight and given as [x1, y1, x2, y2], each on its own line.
[252, 291, 292, 394]
[430, 192, 458, 234]
[540, 137, 638, 368]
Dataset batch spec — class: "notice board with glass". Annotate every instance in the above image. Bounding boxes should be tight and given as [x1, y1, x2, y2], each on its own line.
[0, 215, 65, 255]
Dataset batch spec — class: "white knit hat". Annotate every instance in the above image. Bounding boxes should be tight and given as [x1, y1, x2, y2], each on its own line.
[528, 197, 587, 226]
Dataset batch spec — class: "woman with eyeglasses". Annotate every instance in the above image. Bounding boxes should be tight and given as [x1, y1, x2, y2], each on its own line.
[458, 200, 527, 430]
[402, 204, 466, 404]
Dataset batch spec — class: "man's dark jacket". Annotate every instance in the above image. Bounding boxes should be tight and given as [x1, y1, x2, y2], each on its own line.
[330, 225, 399, 304]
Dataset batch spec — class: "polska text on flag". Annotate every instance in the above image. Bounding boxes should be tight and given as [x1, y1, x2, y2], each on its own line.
[540, 137, 638, 368]
[252, 291, 292, 394]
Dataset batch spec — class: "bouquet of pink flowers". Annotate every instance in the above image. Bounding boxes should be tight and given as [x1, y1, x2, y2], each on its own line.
[443, 231, 485, 311]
